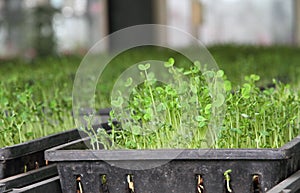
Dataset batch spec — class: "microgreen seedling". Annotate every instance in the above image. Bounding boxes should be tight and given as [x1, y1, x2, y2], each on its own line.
[224, 169, 232, 193]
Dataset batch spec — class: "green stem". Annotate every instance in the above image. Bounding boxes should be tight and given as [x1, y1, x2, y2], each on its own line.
[144, 70, 157, 115]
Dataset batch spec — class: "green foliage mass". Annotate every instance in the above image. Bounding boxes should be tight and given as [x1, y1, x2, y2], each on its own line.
[90, 57, 300, 149]
[1, 45, 300, 148]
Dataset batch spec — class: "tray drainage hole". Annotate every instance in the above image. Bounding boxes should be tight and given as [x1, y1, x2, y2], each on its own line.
[252, 174, 262, 193]
[127, 174, 135, 193]
[224, 169, 233, 193]
[24, 164, 27, 173]
[76, 174, 84, 193]
[196, 175, 205, 193]
[35, 161, 39, 169]
[100, 174, 110, 193]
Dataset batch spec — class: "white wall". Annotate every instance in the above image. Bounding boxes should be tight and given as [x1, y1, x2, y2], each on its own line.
[199, 0, 294, 45]
[166, 0, 192, 47]
[165, 0, 294, 46]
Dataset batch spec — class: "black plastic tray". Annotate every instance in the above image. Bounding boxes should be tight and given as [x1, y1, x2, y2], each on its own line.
[0, 129, 81, 179]
[0, 164, 57, 192]
[266, 170, 300, 193]
[45, 135, 300, 193]
[0, 107, 111, 179]
[6, 176, 61, 193]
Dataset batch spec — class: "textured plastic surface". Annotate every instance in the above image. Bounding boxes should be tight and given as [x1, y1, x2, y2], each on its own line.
[0, 165, 57, 191]
[45, 135, 300, 193]
[0, 184, 5, 193]
[0, 129, 81, 179]
[7, 176, 61, 193]
[266, 170, 300, 193]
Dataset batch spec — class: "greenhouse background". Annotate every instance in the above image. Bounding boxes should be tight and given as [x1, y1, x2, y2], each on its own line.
[2, 1, 300, 192]
[0, 0, 299, 58]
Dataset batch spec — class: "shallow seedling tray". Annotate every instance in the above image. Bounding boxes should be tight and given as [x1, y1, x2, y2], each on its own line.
[45, 134, 300, 193]
[0, 129, 82, 179]
[266, 170, 300, 193]
[0, 164, 57, 192]
[0, 107, 111, 179]
[6, 176, 61, 193]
